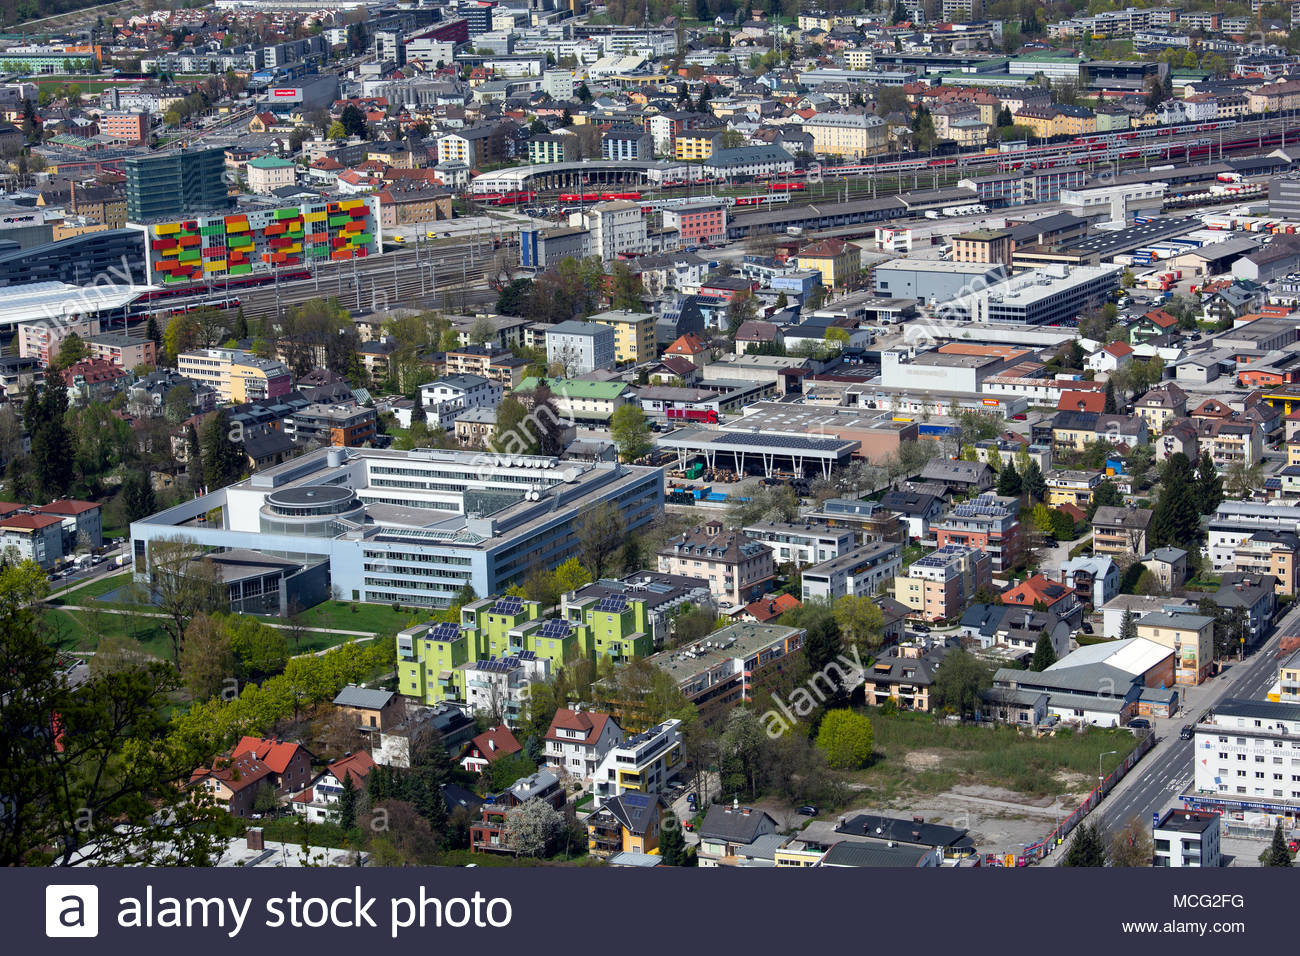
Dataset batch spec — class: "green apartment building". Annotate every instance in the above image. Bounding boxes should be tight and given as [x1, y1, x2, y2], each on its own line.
[397, 594, 654, 705]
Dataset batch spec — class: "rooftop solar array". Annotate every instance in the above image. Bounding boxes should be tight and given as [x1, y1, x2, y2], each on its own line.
[713, 431, 848, 452]
[596, 595, 628, 613]
[427, 621, 462, 641]
[540, 619, 572, 639]
[492, 596, 524, 615]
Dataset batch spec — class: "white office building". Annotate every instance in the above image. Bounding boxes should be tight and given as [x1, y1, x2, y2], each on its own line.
[129, 446, 663, 610]
[1189, 697, 1300, 827]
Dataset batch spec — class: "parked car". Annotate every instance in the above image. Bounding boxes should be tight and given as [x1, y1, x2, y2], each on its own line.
[1128, 718, 1151, 731]
[1179, 725, 1194, 740]
[797, 805, 818, 816]
[1080, 622, 1094, 634]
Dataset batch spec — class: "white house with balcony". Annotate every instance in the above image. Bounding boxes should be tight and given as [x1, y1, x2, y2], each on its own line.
[543, 706, 624, 779]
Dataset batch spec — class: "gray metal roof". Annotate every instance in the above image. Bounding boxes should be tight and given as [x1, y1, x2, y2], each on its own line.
[332, 685, 394, 710]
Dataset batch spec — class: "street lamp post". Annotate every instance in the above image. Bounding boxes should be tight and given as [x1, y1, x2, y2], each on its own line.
[1099, 749, 1118, 793]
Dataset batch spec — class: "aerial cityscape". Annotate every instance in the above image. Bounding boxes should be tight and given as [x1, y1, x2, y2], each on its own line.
[9, 0, 1300, 880]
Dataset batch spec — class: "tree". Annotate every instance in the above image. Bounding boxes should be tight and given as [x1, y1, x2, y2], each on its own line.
[199, 411, 244, 491]
[0, 562, 225, 866]
[1030, 632, 1057, 672]
[467, 316, 497, 347]
[1103, 379, 1118, 414]
[491, 397, 536, 455]
[1022, 459, 1047, 503]
[496, 277, 533, 316]
[1223, 460, 1264, 500]
[1062, 821, 1108, 867]
[832, 595, 885, 655]
[577, 501, 625, 581]
[554, 556, 591, 594]
[29, 383, 74, 501]
[1194, 451, 1223, 515]
[179, 614, 235, 701]
[340, 103, 367, 139]
[815, 709, 874, 769]
[1119, 608, 1138, 642]
[148, 538, 225, 664]
[505, 797, 564, 857]
[660, 812, 687, 865]
[609, 261, 643, 311]
[996, 460, 1022, 497]
[336, 773, 358, 829]
[725, 289, 758, 333]
[932, 648, 991, 721]
[1087, 479, 1123, 520]
[1265, 822, 1293, 867]
[718, 707, 766, 798]
[1109, 815, 1154, 867]
[52, 332, 86, 371]
[1150, 453, 1200, 550]
[226, 615, 289, 680]
[610, 404, 652, 463]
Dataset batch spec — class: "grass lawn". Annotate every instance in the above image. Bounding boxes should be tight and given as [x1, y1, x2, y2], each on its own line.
[843, 710, 1139, 803]
[290, 600, 423, 636]
[43, 605, 174, 660]
[48, 571, 134, 606]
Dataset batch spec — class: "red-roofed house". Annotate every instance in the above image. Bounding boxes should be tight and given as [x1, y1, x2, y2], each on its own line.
[291, 750, 377, 823]
[1057, 390, 1106, 413]
[1131, 308, 1180, 345]
[61, 358, 128, 404]
[248, 111, 279, 133]
[1086, 340, 1134, 375]
[1000, 572, 1080, 622]
[232, 736, 314, 793]
[461, 725, 521, 774]
[736, 591, 801, 623]
[0, 511, 65, 568]
[32, 499, 102, 554]
[665, 333, 710, 368]
[543, 706, 624, 779]
[190, 750, 275, 818]
[648, 355, 701, 385]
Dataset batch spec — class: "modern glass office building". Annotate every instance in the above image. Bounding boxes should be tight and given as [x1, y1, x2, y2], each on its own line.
[125, 147, 231, 222]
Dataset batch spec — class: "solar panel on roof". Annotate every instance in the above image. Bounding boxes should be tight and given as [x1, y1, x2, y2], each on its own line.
[492, 596, 524, 615]
[428, 621, 461, 641]
[540, 619, 571, 639]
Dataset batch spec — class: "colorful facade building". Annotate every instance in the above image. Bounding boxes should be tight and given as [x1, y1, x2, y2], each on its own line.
[131, 196, 382, 286]
[396, 593, 655, 707]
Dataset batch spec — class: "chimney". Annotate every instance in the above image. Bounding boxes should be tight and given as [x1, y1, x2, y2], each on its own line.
[246, 827, 264, 851]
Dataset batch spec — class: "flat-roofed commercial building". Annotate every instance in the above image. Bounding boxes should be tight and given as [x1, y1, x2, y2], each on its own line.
[129, 447, 664, 610]
[872, 258, 1008, 305]
[968, 263, 1122, 325]
[1188, 698, 1300, 828]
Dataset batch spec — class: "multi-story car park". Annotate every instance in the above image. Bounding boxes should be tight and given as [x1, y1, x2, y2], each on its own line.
[130, 196, 382, 285]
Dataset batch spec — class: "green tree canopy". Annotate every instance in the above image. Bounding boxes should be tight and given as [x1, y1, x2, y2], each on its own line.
[815, 709, 874, 769]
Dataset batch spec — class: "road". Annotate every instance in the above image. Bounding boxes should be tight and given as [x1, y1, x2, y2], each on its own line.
[1046, 604, 1297, 861]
